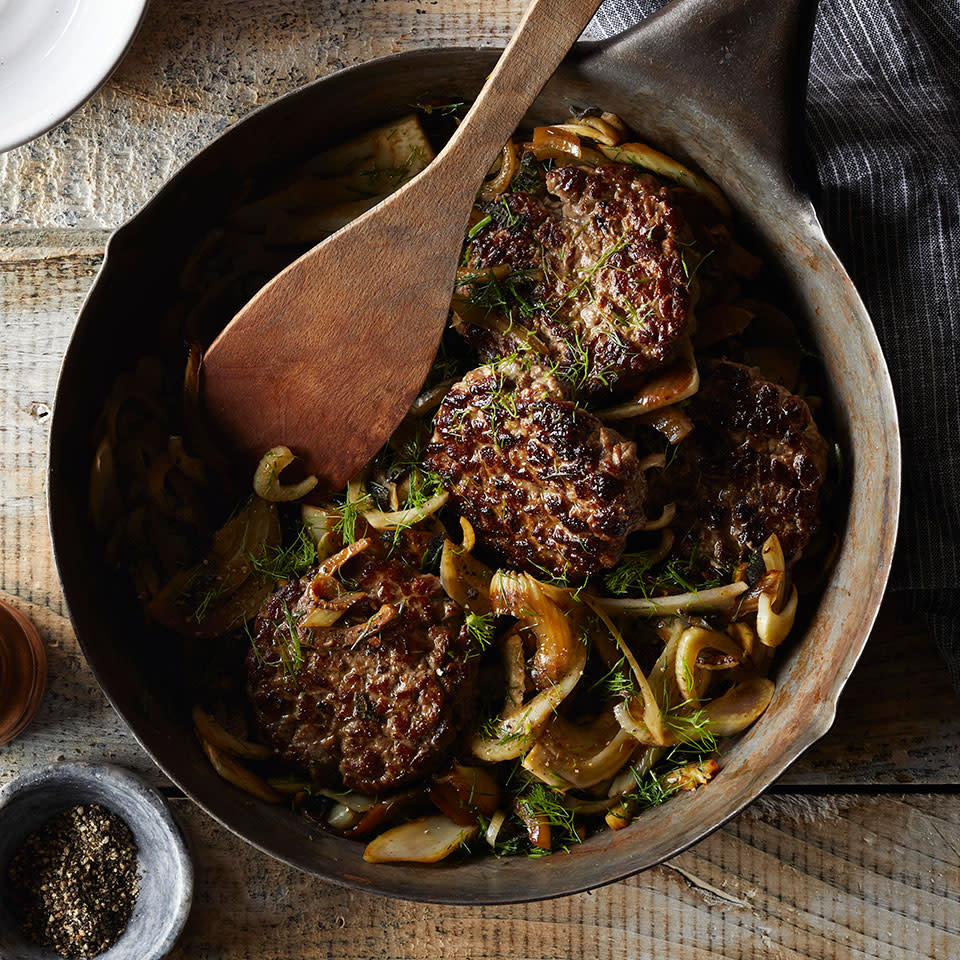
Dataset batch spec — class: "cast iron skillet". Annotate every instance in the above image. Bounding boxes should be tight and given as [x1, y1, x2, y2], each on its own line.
[48, 0, 900, 903]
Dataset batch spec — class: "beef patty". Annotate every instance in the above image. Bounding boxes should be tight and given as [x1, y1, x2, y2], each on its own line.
[425, 358, 647, 579]
[246, 551, 476, 795]
[656, 359, 827, 570]
[459, 160, 698, 398]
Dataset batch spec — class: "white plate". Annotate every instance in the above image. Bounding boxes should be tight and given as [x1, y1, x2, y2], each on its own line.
[0, 0, 148, 154]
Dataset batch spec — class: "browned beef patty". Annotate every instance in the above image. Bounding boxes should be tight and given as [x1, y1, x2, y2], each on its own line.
[460, 161, 697, 398]
[657, 360, 827, 570]
[246, 554, 475, 795]
[425, 359, 647, 578]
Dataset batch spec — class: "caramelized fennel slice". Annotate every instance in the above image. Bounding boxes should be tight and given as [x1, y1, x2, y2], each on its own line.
[363, 815, 478, 864]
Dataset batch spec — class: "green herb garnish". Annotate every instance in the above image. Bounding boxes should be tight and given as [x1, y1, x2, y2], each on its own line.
[248, 524, 317, 582]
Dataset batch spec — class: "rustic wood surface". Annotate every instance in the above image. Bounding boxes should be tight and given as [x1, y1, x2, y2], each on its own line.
[1, 2, 958, 957]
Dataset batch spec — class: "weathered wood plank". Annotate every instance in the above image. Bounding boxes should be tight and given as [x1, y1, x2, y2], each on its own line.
[0, 591, 146, 781]
[0, 0, 525, 229]
[166, 793, 959, 959]
[0, 230, 107, 613]
[778, 597, 960, 787]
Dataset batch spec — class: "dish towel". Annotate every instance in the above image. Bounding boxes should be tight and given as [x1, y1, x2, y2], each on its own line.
[587, 0, 960, 688]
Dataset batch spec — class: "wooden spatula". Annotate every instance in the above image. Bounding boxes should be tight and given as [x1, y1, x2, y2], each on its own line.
[202, 0, 602, 489]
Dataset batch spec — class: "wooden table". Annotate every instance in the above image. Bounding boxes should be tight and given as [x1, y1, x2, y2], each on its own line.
[2, 2, 958, 956]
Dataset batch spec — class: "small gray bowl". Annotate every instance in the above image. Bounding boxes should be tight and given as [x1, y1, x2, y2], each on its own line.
[0, 762, 192, 960]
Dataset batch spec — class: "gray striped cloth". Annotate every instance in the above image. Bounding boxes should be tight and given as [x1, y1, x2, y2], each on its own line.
[587, 1, 960, 687]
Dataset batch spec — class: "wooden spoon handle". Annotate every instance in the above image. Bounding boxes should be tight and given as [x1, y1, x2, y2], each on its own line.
[436, 0, 602, 175]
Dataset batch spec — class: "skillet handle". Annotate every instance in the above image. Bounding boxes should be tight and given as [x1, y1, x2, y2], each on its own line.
[584, 0, 818, 189]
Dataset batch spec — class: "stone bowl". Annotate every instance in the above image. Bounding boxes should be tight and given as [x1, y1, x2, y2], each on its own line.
[0, 763, 192, 960]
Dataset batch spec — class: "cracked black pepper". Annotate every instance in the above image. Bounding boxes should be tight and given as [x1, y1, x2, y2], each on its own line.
[7, 803, 140, 958]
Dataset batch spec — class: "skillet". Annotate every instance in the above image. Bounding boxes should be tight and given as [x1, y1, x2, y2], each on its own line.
[47, 0, 900, 903]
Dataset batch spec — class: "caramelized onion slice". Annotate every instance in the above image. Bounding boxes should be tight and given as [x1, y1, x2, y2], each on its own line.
[362, 490, 448, 530]
[617, 676, 773, 745]
[362, 815, 477, 864]
[301, 504, 339, 561]
[440, 520, 493, 614]
[756, 533, 797, 647]
[703, 677, 775, 736]
[638, 452, 667, 472]
[639, 502, 676, 531]
[757, 585, 798, 647]
[597, 142, 732, 216]
[485, 811, 507, 848]
[599, 341, 700, 422]
[608, 745, 665, 799]
[614, 698, 667, 746]
[523, 712, 637, 790]
[470, 654, 585, 763]
[674, 627, 742, 705]
[314, 537, 371, 581]
[584, 598, 668, 744]
[473, 569, 589, 762]
[192, 707, 272, 760]
[479, 139, 518, 200]
[491, 571, 582, 684]
[200, 739, 282, 804]
[299, 592, 366, 629]
[593, 581, 748, 618]
[431, 764, 501, 823]
[327, 803, 363, 830]
[546, 116, 624, 147]
[636, 405, 694, 444]
[148, 497, 280, 638]
[410, 379, 456, 417]
[761, 534, 788, 609]
[530, 125, 582, 162]
[253, 446, 318, 501]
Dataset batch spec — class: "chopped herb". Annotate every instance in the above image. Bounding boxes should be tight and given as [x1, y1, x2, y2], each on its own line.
[516, 783, 581, 850]
[663, 697, 718, 755]
[603, 550, 659, 596]
[682, 247, 714, 283]
[277, 600, 305, 678]
[248, 524, 317, 581]
[509, 151, 547, 194]
[456, 266, 546, 329]
[189, 577, 231, 624]
[333, 488, 372, 544]
[625, 764, 679, 811]
[562, 235, 631, 302]
[494, 197, 521, 228]
[603, 551, 729, 599]
[588, 654, 637, 699]
[468, 214, 492, 238]
[664, 438, 683, 470]
[410, 99, 467, 117]
[465, 610, 496, 656]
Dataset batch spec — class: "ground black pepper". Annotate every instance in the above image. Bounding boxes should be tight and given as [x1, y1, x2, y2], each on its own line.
[7, 803, 140, 958]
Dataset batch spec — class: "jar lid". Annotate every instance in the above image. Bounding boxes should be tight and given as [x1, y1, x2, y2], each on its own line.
[0, 598, 47, 746]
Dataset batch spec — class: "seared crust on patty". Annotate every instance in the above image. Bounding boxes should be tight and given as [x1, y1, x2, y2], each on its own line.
[425, 359, 647, 578]
[459, 161, 698, 398]
[656, 359, 827, 570]
[246, 554, 476, 795]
